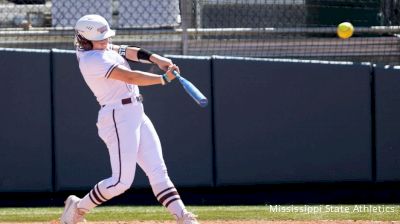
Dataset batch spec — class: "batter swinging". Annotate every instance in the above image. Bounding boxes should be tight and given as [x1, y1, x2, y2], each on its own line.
[60, 14, 199, 224]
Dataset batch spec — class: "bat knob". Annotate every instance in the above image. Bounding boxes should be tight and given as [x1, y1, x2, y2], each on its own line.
[199, 99, 208, 107]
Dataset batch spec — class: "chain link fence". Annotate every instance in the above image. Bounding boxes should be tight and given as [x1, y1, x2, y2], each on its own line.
[0, 0, 399, 64]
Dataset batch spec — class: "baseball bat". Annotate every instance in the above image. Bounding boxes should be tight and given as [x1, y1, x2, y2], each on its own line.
[172, 70, 208, 107]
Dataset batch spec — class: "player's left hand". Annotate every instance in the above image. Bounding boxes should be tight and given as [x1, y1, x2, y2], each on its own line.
[165, 64, 180, 81]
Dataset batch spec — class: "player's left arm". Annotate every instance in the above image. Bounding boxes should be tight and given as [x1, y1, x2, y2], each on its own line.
[111, 44, 179, 73]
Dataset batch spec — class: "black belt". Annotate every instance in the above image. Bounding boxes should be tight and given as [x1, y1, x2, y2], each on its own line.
[102, 95, 143, 107]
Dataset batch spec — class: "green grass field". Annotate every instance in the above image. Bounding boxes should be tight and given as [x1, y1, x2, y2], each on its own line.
[0, 205, 399, 222]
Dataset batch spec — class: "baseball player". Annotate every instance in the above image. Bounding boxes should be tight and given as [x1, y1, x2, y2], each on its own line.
[60, 14, 199, 224]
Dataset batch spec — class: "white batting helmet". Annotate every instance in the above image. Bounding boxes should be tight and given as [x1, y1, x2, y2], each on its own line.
[75, 14, 115, 41]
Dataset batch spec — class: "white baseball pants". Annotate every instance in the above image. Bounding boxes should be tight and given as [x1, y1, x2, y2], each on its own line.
[77, 101, 185, 216]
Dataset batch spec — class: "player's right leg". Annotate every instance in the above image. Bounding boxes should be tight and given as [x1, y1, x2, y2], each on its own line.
[137, 114, 199, 224]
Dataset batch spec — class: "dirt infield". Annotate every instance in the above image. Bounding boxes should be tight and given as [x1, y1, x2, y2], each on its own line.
[2, 221, 399, 224]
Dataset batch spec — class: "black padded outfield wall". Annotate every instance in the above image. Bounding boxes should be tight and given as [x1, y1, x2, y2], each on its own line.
[0, 49, 392, 193]
[52, 51, 214, 191]
[212, 57, 373, 186]
[375, 66, 400, 182]
[0, 49, 53, 192]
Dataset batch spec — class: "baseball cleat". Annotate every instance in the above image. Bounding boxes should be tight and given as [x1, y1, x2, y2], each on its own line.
[176, 211, 199, 224]
[60, 195, 87, 224]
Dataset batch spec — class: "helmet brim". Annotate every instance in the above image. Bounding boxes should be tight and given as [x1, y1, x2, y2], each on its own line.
[90, 29, 116, 41]
[103, 29, 116, 39]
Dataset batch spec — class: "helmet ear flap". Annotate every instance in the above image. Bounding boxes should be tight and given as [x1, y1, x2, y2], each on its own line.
[76, 33, 93, 51]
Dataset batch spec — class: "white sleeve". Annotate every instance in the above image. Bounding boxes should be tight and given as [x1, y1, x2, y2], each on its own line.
[79, 53, 119, 79]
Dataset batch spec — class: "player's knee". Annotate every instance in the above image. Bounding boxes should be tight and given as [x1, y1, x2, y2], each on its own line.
[107, 181, 131, 197]
[114, 182, 131, 194]
[101, 176, 133, 198]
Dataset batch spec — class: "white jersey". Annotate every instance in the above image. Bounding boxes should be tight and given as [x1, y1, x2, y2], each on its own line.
[76, 45, 140, 106]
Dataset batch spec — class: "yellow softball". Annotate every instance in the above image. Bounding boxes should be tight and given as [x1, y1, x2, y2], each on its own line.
[337, 22, 354, 39]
